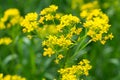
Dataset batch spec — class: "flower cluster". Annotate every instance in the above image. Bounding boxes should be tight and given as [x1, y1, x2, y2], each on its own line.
[20, 4, 113, 65]
[42, 35, 73, 57]
[0, 37, 12, 45]
[0, 8, 23, 29]
[71, 0, 84, 9]
[19, 4, 113, 79]
[58, 59, 92, 80]
[54, 54, 64, 64]
[80, 1, 99, 18]
[0, 8, 23, 46]
[56, 14, 80, 32]
[0, 73, 26, 80]
[83, 9, 114, 44]
[36, 24, 58, 39]
[79, 1, 114, 44]
[0, 1, 114, 80]
[60, 14, 80, 26]
[40, 5, 58, 16]
[43, 35, 73, 48]
[20, 5, 82, 60]
[40, 5, 58, 22]
[39, 6, 82, 59]
[20, 12, 38, 33]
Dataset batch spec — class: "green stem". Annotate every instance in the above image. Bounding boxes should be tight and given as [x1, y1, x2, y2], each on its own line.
[64, 29, 89, 66]
[71, 40, 92, 59]
[74, 28, 88, 54]
[72, 35, 87, 58]
[75, 34, 87, 53]
[30, 46, 36, 75]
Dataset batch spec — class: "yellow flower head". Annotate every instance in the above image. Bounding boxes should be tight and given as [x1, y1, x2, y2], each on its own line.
[20, 12, 38, 33]
[83, 9, 113, 44]
[71, 0, 84, 9]
[58, 54, 64, 60]
[58, 59, 92, 80]
[81, 1, 99, 10]
[43, 47, 55, 57]
[0, 8, 23, 29]
[2, 8, 20, 22]
[80, 1, 99, 19]
[40, 5, 58, 15]
[60, 14, 80, 26]
[0, 73, 26, 80]
[0, 37, 12, 45]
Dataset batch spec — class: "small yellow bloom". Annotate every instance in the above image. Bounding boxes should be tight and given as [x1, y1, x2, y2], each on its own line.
[25, 12, 38, 21]
[58, 54, 64, 60]
[22, 28, 27, 33]
[108, 33, 114, 40]
[43, 48, 55, 57]
[83, 9, 113, 44]
[55, 13, 62, 19]
[0, 37, 12, 45]
[45, 14, 54, 21]
[60, 14, 80, 26]
[27, 35, 32, 39]
[0, 8, 23, 29]
[0, 21, 5, 30]
[100, 40, 106, 45]
[0, 73, 3, 79]
[42, 78, 46, 80]
[58, 59, 92, 80]
[0, 73, 26, 80]
[54, 59, 59, 64]
[75, 28, 82, 35]
[40, 5, 58, 15]
[39, 17, 45, 24]
[80, 1, 99, 10]
[20, 12, 38, 33]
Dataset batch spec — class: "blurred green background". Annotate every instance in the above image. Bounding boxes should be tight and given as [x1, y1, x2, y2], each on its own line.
[0, 0, 120, 80]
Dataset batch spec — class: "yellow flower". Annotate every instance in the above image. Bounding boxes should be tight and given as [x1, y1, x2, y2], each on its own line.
[58, 59, 92, 80]
[80, 1, 99, 19]
[27, 35, 32, 39]
[25, 12, 38, 21]
[80, 1, 99, 10]
[54, 54, 64, 64]
[0, 21, 5, 30]
[20, 12, 38, 33]
[54, 59, 59, 64]
[60, 14, 80, 26]
[83, 9, 112, 44]
[108, 33, 114, 40]
[42, 35, 72, 48]
[40, 5, 58, 15]
[57, 35, 73, 47]
[0, 73, 26, 80]
[71, 0, 84, 9]
[80, 10, 88, 19]
[43, 47, 55, 57]
[58, 54, 64, 60]
[1, 8, 20, 22]
[0, 73, 3, 79]
[100, 40, 106, 45]
[0, 8, 23, 29]
[66, 27, 82, 39]
[55, 13, 62, 19]
[61, 74, 77, 80]
[0, 37, 12, 45]
[45, 14, 54, 21]
[39, 17, 45, 24]
[75, 28, 82, 35]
